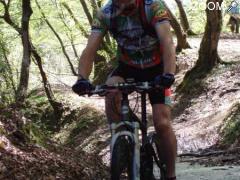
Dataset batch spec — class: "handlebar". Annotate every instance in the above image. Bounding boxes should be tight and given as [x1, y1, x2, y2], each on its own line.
[86, 81, 163, 96]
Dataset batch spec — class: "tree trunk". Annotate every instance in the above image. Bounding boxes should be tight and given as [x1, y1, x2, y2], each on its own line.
[31, 44, 63, 124]
[196, 0, 222, 70]
[175, 0, 196, 35]
[178, 0, 223, 92]
[16, 0, 33, 102]
[163, 0, 190, 52]
[0, 0, 63, 121]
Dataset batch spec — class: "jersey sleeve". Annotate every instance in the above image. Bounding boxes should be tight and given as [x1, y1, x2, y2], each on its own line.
[91, 11, 108, 35]
[149, 0, 170, 26]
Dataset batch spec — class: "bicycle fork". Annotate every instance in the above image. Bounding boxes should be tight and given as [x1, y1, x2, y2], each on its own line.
[110, 92, 141, 180]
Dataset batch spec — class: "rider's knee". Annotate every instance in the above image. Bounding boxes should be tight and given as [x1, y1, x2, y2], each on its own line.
[105, 91, 121, 103]
[105, 76, 124, 121]
[154, 118, 172, 136]
[153, 107, 172, 136]
[105, 76, 124, 86]
[105, 76, 124, 103]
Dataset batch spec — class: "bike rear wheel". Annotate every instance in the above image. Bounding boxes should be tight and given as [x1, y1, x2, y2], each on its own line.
[149, 133, 167, 180]
[140, 143, 154, 180]
[111, 135, 134, 180]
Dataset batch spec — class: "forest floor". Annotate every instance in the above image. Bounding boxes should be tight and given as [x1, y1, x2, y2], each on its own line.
[1, 35, 240, 179]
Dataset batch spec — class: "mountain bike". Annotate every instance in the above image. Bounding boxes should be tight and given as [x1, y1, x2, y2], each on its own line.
[82, 80, 167, 180]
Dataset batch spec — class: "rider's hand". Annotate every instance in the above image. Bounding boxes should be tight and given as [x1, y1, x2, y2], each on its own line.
[154, 73, 175, 88]
[72, 78, 93, 95]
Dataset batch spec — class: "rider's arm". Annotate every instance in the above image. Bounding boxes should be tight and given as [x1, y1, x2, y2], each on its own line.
[78, 11, 107, 80]
[148, 0, 176, 74]
[155, 22, 176, 74]
[78, 32, 104, 79]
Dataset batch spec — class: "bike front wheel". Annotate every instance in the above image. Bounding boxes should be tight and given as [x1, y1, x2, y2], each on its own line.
[111, 135, 134, 180]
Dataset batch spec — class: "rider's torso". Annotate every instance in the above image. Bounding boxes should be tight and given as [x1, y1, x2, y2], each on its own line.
[98, 0, 164, 69]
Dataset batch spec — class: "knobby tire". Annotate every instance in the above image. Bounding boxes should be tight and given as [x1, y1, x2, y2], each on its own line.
[111, 135, 134, 180]
[150, 133, 167, 180]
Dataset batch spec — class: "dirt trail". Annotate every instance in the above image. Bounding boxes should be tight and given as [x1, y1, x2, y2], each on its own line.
[152, 162, 240, 180]
[177, 163, 240, 180]
[173, 37, 240, 153]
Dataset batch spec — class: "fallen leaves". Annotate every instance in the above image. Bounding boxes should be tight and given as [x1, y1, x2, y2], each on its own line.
[0, 107, 108, 179]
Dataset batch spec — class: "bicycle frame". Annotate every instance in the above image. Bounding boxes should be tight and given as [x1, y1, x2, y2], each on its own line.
[81, 81, 164, 179]
[110, 91, 149, 180]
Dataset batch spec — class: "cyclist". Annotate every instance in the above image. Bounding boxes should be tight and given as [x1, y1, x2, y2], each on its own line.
[72, 0, 177, 179]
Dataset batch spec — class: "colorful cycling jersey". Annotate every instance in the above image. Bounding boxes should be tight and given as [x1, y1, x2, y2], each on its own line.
[91, 0, 170, 69]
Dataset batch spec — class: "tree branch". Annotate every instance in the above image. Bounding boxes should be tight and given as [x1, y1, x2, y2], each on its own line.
[0, 0, 21, 34]
[35, 0, 77, 76]
[61, 2, 88, 38]
[179, 147, 240, 158]
[7, 0, 11, 8]
[0, 0, 6, 6]
[58, 3, 80, 62]
[79, 0, 93, 24]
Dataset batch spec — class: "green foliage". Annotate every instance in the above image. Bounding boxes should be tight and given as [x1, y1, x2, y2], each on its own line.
[23, 121, 50, 147]
[68, 107, 104, 139]
[0, 124, 6, 135]
[23, 92, 57, 133]
[0, 37, 17, 105]
[177, 0, 236, 34]
[54, 106, 106, 145]
[22, 90, 107, 146]
[0, 0, 116, 96]
[221, 104, 240, 145]
[0, 104, 50, 148]
[184, 1, 206, 34]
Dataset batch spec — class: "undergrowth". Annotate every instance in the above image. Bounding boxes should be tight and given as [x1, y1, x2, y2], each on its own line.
[22, 91, 106, 147]
[54, 106, 106, 145]
[220, 104, 240, 146]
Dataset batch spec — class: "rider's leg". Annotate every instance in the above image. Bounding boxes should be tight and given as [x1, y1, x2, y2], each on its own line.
[105, 76, 125, 125]
[152, 104, 177, 178]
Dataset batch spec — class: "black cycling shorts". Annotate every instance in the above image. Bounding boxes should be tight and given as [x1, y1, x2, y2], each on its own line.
[108, 62, 172, 106]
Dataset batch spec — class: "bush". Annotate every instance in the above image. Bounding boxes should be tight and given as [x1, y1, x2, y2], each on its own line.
[221, 104, 240, 145]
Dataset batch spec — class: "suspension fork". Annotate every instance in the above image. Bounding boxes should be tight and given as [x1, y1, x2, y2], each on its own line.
[121, 92, 131, 121]
[123, 92, 140, 180]
[141, 92, 148, 145]
[111, 92, 140, 180]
